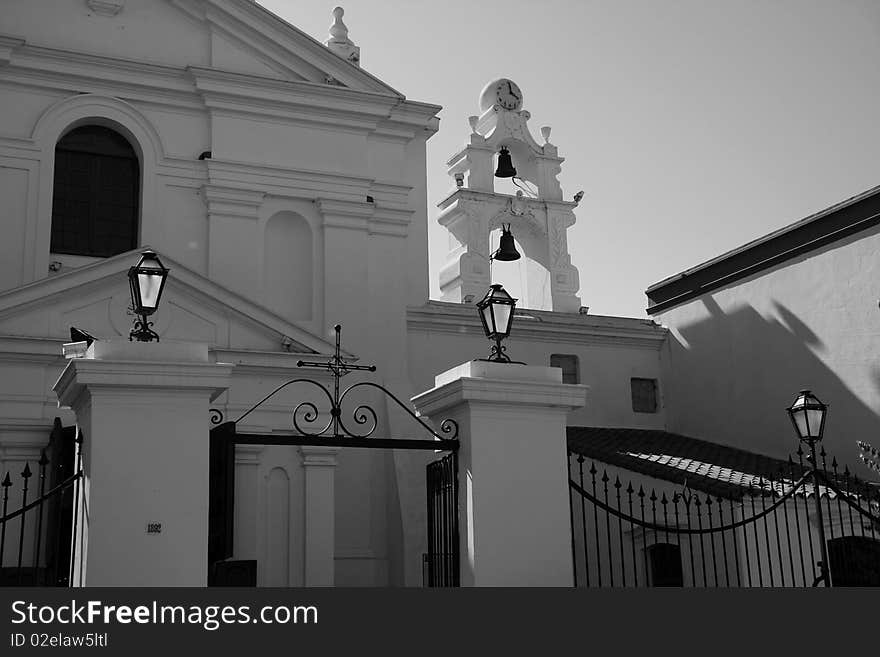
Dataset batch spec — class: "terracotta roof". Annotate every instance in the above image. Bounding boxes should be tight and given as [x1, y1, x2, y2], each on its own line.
[567, 427, 873, 500]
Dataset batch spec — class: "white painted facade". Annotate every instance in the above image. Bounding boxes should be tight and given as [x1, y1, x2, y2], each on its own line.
[652, 221, 880, 468]
[0, 0, 671, 586]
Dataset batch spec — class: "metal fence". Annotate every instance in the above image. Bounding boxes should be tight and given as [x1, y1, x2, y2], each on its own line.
[0, 422, 83, 587]
[425, 452, 459, 587]
[569, 448, 880, 587]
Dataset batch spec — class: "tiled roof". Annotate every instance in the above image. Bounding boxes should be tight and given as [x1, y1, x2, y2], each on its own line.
[566, 427, 872, 500]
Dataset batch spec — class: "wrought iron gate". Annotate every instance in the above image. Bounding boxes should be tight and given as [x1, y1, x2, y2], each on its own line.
[208, 324, 460, 587]
[568, 447, 880, 587]
[0, 418, 83, 587]
[425, 452, 459, 587]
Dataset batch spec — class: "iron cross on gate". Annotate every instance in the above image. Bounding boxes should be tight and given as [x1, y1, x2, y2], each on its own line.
[296, 324, 377, 438]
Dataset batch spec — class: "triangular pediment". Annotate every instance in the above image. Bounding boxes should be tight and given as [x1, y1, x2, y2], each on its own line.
[0, 248, 343, 357]
[3, 0, 401, 96]
[173, 0, 402, 95]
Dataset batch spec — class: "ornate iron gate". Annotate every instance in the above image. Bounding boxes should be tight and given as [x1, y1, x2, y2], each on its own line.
[0, 418, 83, 587]
[208, 324, 460, 587]
[568, 447, 880, 587]
[425, 452, 459, 587]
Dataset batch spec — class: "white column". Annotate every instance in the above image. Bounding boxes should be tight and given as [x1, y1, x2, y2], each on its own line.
[53, 339, 232, 586]
[299, 445, 339, 586]
[412, 361, 587, 587]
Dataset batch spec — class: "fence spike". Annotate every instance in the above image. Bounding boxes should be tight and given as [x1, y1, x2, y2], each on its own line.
[660, 492, 668, 505]
[614, 476, 622, 490]
[637, 485, 645, 498]
[649, 489, 657, 502]
[589, 463, 597, 476]
[1, 472, 10, 488]
[38, 450, 49, 467]
[577, 453, 585, 464]
[21, 463, 32, 479]
[705, 494, 713, 507]
[626, 482, 634, 495]
[694, 494, 702, 507]
[601, 470, 609, 484]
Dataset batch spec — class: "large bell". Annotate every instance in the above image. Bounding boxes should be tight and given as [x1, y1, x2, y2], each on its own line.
[493, 224, 521, 261]
[494, 146, 517, 178]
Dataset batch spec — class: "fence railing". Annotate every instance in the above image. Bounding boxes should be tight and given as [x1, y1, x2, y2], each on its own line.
[568, 448, 880, 587]
[0, 424, 83, 587]
[425, 452, 459, 587]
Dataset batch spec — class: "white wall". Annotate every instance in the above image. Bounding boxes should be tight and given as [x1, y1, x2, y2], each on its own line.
[654, 225, 880, 472]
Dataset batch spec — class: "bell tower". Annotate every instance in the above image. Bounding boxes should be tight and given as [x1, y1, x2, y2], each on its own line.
[437, 79, 582, 312]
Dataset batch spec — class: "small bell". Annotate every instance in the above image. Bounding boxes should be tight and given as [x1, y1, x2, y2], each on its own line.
[493, 224, 521, 262]
[494, 146, 517, 178]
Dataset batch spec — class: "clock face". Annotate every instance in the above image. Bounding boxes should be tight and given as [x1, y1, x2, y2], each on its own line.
[495, 79, 522, 111]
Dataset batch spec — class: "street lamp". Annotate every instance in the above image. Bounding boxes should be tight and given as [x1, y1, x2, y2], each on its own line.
[476, 283, 518, 363]
[786, 389, 831, 586]
[128, 249, 169, 342]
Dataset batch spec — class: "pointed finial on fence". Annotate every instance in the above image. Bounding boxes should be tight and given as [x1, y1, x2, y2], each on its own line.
[38, 450, 49, 468]
[21, 463, 31, 479]
[1, 472, 10, 488]
[589, 463, 597, 476]
[649, 489, 657, 502]
[614, 475, 621, 489]
[637, 485, 645, 498]
[626, 482, 634, 495]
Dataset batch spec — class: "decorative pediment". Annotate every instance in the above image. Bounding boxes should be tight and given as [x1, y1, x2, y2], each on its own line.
[169, 0, 402, 95]
[0, 248, 343, 357]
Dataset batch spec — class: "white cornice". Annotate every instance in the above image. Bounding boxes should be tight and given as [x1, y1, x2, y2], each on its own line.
[0, 37, 439, 137]
[0, 35, 24, 65]
[437, 188, 579, 212]
[407, 302, 669, 350]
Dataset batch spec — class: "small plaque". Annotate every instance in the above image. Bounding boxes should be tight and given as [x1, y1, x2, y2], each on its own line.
[146, 522, 162, 534]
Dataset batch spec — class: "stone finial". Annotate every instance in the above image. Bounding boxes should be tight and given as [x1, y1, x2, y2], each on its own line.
[325, 6, 361, 67]
[540, 126, 552, 144]
[468, 115, 479, 134]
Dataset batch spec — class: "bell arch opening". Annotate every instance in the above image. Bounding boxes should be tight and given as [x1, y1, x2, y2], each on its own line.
[488, 227, 551, 311]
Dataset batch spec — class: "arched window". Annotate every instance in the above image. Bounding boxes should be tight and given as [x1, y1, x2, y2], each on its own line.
[50, 125, 139, 257]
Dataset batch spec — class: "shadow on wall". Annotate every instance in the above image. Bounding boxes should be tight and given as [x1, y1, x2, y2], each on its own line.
[666, 295, 880, 478]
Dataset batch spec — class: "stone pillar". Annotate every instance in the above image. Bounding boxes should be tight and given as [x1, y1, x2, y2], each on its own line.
[412, 361, 587, 586]
[299, 446, 339, 586]
[53, 339, 233, 586]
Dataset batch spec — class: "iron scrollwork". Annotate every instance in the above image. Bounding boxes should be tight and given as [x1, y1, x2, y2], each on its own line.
[227, 324, 458, 444]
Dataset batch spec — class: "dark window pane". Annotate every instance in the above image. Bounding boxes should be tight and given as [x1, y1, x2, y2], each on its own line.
[551, 354, 579, 384]
[50, 125, 139, 258]
[631, 378, 658, 413]
[647, 543, 683, 587]
[828, 536, 880, 586]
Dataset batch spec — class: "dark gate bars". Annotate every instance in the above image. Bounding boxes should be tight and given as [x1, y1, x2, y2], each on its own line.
[425, 452, 459, 587]
[568, 449, 880, 588]
[0, 422, 82, 587]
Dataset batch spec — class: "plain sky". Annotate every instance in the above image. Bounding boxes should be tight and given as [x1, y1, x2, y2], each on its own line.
[259, 0, 880, 318]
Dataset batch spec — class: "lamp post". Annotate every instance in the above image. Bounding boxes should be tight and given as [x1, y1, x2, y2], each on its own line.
[786, 389, 831, 586]
[476, 283, 520, 363]
[127, 250, 169, 342]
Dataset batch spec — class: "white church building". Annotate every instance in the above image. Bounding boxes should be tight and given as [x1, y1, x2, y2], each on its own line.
[2, 1, 876, 588]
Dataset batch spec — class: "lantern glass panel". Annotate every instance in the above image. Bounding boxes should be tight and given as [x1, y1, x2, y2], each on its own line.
[137, 272, 163, 310]
[480, 304, 495, 335]
[493, 303, 512, 337]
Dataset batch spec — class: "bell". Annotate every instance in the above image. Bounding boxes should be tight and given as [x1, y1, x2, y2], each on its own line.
[493, 225, 521, 261]
[494, 146, 517, 178]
